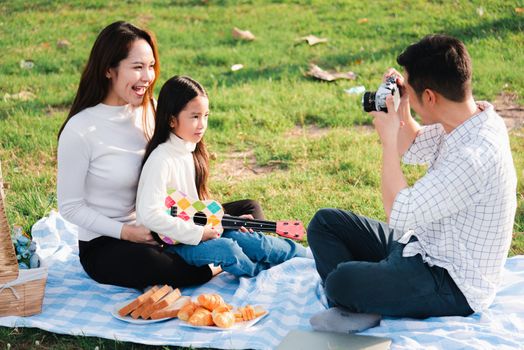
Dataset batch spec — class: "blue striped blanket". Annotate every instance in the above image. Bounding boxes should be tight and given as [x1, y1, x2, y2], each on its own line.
[1, 211, 522, 349]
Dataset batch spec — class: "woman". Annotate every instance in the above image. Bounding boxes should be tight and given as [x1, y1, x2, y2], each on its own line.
[57, 21, 214, 289]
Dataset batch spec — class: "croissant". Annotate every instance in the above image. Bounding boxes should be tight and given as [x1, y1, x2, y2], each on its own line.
[212, 305, 236, 328]
[177, 301, 197, 321]
[188, 307, 214, 326]
[197, 293, 226, 311]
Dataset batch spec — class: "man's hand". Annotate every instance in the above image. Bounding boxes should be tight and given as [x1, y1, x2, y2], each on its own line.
[121, 224, 157, 245]
[370, 95, 401, 149]
[380, 68, 420, 156]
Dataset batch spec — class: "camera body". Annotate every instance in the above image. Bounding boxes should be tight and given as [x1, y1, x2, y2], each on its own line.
[362, 76, 400, 112]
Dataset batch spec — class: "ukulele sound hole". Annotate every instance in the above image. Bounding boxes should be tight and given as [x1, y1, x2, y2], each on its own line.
[194, 211, 208, 225]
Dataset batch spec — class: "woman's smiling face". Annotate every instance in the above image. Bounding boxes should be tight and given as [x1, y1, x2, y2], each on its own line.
[103, 39, 156, 106]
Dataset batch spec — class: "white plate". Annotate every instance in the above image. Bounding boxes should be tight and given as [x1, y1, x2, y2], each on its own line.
[178, 311, 269, 331]
[111, 301, 175, 324]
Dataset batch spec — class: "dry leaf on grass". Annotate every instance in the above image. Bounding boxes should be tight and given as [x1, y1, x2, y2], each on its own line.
[476, 7, 485, 16]
[57, 39, 71, 49]
[19, 59, 34, 69]
[232, 27, 255, 41]
[3, 91, 37, 101]
[357, 18, 368, 24]
[306, 64, 357, 82]
[297, 35, 328, 46]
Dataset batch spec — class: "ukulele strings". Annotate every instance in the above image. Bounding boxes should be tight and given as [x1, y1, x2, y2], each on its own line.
[171, 210, 277, 230]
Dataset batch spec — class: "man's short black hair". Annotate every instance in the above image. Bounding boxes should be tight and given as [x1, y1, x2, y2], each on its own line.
[397, 34, 472, 102]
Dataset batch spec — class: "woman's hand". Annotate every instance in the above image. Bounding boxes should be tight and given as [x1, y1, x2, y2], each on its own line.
[201, 225, 223, 242]
[121, 224, 157, 245]
[238, 214, 254, 233]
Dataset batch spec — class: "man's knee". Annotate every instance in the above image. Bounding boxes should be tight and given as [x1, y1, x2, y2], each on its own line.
[308, 208, 357, 236]
[309, 208, 333, 230]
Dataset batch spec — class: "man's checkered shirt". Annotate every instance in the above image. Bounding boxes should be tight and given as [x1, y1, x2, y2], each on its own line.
[389, 102, 517, 312]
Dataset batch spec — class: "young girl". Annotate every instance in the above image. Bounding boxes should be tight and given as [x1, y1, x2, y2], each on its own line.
[136, 75, 306, 277]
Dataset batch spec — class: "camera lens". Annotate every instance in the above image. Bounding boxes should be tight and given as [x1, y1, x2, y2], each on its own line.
[362, 91, 376, 112]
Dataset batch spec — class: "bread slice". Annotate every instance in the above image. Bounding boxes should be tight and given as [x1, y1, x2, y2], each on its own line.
[150, 295, 191, 320]
[131, 284, 172, 319]
[118, 286, 159, 317]
[141, 288, 181, 319]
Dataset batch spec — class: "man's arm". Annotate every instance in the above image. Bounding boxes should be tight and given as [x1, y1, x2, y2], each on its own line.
[371, 95, 408, 220]
[397, 112, 420, 156]
[381, 144, 408, 220]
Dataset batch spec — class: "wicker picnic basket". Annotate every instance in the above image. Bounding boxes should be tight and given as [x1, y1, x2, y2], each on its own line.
[0, 161, 47, 316]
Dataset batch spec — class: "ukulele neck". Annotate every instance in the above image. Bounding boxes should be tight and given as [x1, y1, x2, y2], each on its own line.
[170, 207, 276, 232]
[220, 215, 277, 232]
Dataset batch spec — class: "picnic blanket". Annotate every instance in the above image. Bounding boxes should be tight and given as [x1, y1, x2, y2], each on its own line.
[1, 210, 523, 349]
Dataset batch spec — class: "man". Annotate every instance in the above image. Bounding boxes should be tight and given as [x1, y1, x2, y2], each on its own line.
[308, 34, 517, 333]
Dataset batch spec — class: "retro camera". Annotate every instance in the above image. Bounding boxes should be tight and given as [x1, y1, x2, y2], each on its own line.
[362, 76, 401, 113]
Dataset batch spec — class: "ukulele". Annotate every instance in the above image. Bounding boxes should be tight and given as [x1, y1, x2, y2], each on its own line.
[152, 190, 305, 246]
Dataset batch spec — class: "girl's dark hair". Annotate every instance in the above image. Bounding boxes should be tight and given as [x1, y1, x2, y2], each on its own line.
[142, 76, 210, 200]
[58, 21, 160, 138]
[397, 34, 471, 102]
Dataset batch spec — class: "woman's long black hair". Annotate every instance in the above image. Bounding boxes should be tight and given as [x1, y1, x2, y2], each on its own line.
[142, 75, 210, 199]
[58, 21, 160, 139]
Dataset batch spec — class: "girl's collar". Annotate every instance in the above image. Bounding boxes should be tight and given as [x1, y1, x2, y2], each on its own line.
[169, 132, 197, 153]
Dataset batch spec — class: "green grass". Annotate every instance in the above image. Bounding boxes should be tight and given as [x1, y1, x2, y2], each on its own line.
[0, 0, 523, 348]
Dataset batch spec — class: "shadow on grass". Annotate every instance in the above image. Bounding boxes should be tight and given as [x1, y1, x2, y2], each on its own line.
[317, 16, 524, 69]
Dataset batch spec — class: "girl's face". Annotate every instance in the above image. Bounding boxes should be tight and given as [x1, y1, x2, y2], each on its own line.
[104, 39, 156, 106]
[171, 96, 209, 143]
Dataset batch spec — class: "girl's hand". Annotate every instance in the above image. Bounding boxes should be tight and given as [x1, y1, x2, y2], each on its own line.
[121, 224, 157, 245]
[238, 214, 254, 233]
[201, 225, 222, 242]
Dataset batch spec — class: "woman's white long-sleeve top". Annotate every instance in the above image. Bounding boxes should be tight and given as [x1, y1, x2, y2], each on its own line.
[57, 103, 152, 241]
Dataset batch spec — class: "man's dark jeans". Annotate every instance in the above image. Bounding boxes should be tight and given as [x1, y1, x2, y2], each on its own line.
[308, 208, 473, 318]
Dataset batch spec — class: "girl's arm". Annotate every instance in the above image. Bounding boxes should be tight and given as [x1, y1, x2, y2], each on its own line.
[136, 152, 204, 245]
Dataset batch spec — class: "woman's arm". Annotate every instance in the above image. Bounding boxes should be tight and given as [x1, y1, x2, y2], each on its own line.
[57, 127, 124, 238]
